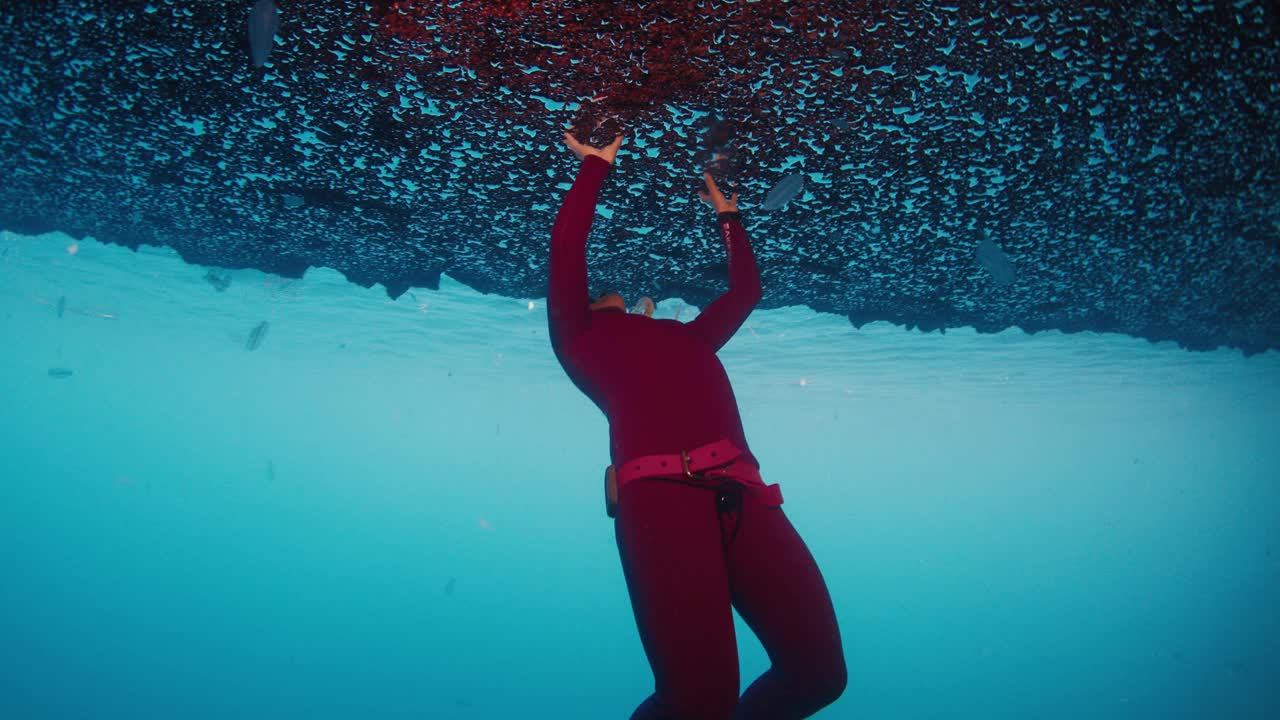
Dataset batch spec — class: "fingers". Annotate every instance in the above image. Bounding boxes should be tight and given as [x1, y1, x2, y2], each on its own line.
[703, 171, 720, 194]
[565, 129, 623, 158]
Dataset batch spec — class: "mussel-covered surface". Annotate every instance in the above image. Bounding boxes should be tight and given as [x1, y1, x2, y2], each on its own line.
[1, 1, 1276, 353]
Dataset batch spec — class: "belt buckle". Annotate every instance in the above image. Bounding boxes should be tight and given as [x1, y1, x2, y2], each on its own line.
[681, 449, 694, 478]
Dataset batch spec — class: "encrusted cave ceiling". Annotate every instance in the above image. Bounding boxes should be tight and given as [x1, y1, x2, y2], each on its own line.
[1, 1, 1277, 353]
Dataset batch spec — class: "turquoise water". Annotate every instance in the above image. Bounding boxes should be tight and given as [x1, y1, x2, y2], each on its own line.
[2, 230, 1278, 718]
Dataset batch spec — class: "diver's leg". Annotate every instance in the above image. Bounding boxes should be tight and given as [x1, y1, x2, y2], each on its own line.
[728, 493, 847, 719]
[615, 479, 740, 720]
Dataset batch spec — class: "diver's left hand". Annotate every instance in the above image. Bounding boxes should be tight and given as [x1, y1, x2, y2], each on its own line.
[699, 166, 738, 214]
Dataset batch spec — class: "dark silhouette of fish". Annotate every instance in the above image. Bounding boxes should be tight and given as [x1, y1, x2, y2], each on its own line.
[248, 0, 280, 68]
[204, 269, 231, 292]
[57, 296, 66, 318]
[975, 238, 1016, 286]
[245, 320, 269, 350]
[763, 174, 804, 211]
[48, 368, 73, 379]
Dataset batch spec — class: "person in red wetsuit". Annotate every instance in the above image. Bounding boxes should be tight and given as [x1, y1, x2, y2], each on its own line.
[549, 130, 847, 720]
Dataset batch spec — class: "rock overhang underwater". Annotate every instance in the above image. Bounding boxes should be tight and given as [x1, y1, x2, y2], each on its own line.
[0, 0, 1277, 354]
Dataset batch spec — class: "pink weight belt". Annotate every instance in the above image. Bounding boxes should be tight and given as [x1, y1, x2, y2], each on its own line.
[605, 438, 784, 518]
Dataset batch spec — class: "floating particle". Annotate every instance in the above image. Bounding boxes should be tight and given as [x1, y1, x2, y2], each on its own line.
[282, 193, 304, 209]
[66, 243, 79, 255]
[47, 368, 73, 379]
[248, 0, 280, 68]
[204, 269, 232, 292]
[763, 174, 804, 211]
[527, 301, 535, 310]
[975, 238, 1016, 286]
[57, 296, 65, 318]
[477, 517, 492, 531]
[245, 320, 270, 350]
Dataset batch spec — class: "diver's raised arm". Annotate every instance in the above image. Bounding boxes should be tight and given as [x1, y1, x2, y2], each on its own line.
[547, 132, 624, 349]
[687, 170, 762, 351]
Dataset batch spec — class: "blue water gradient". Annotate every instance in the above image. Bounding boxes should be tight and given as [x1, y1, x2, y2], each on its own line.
[2, 231, 1277, 718]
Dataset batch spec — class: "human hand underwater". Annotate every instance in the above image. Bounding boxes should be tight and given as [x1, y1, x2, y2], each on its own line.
[564, 131, 625, 165]
[699, 160, 739, 214]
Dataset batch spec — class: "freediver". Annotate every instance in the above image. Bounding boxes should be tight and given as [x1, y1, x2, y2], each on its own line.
[548, 130, 847, 720]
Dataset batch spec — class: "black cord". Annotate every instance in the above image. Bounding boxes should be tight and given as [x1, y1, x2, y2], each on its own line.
[646, 475, 746, 548]
[715, 482, 744, 547]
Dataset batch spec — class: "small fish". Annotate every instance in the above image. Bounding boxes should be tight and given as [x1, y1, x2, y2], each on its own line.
[48, 368, 73, 379]
[204, 269, 232, 292]
[763, 174, 804, 211]
[975, 237, 1016, 286]
[57, 296, 66, 318]
[245, 320, 270, 351]
[248, 0, 280, 68]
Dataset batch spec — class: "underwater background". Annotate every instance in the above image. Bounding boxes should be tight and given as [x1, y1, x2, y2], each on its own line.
[1, 229, 1277, 718]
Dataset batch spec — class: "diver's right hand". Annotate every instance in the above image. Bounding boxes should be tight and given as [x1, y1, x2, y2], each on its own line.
[699, 170, 739, 214]
[564, 131, 624, 165]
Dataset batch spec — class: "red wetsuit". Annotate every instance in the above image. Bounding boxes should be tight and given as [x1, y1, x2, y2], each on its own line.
[548, 155, 762, 469]
[549, 155, 846, 720]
